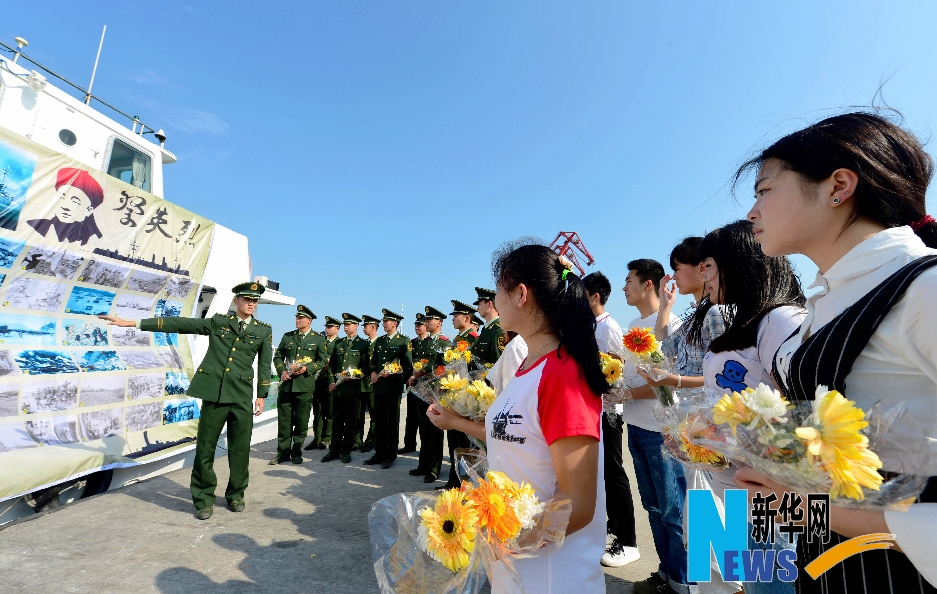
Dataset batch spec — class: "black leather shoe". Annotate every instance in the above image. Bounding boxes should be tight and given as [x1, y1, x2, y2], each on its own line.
[340, 454, 352, 463]
[380, 460, 394, 469]
[303, 442, 318, 451]
[363, 456, 381, 465]
[291, 456, 303, 464]
[423, 473, 438, 484]
[317, 442, 327, 450]
[320, 452, 339, 463]
[397, 447, 416, 454]
[360, 444, 373, 453]
[409, 468, 427, 476]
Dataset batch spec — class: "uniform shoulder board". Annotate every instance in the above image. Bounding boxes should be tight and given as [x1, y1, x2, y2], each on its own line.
[469, 331, 479, 338]
[439, 334, 449, 341]
[498, 334, 506, 350]
[399, 333, 409, 340]
[254, 319, 271, 327]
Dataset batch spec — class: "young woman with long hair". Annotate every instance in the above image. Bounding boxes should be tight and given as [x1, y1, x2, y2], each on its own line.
[738, 112, 937, 593]
[427, 241, 609, 593]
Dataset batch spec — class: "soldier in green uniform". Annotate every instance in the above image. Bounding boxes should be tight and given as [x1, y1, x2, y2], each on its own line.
[366, 309, 413, 469]
[356, 314, 380, 452]
[471, 314, 483, 335]
[100, 282, 272, 520]
[270, 305, 329, 465]
[411, 306, 451, 484]
[440, 299, 479, 489]
[305, 316, 342, 451]
[471, 287, 505, 366]
[321, 313, 372, 464]
[399, 313, 427, 454]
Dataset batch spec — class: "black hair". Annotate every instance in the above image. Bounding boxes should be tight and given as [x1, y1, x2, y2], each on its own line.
[687, 220, 805, 353]
[492, 241, 609, 396]
[736, 111, 937, 248]
[627, 259, 666, 293]
[669, 236, 703, 270]
[582, 271, 612, 305]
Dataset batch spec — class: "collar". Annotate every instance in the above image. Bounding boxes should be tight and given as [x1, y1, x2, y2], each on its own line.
[385, 332, 398, 340]
[327, 335, 337, 343]
[236, 314, 252, 324]
[810, 226, 929, 293]
[298, 329, 312, 337]
[485, 316, 499, 329]
[595, 312, 610, 323]
[429, 332, 442, 340]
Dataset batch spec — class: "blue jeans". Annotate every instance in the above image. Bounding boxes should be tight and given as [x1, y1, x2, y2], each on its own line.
[627, 424, 690, 587]
[743, 528, 795, 594]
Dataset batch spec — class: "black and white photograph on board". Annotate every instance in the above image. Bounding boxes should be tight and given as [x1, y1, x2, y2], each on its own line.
[20, 246, 84, 280]
[111, 294, 154, 320]
[157, 346, 184, 370]
[163, 276, 195, 299]
[0, 422, 37, 452]
[0, 350, 19, 377]
[0, 386, 19, 417]
[111, 325, 151, 347]
[78, 259, 131, 288]
[79, 408, 123, 441]
[126, 270, 169, 294]
[21, 378, 78, 414]
[127, 373, 163, 401]
[78, 375, 126, 406]
[125, 402, 162, 432]
[24, 415, 80, 446]
[3, 277, 68, 312]
[119, 350, 163, 370]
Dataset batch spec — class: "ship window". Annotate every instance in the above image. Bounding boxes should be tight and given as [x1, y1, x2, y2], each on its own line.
[59, 129, 77, 147]
[106, 138, 151, 192]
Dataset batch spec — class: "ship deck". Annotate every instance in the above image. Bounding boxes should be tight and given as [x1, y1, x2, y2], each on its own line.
[0, 412, 657, 593]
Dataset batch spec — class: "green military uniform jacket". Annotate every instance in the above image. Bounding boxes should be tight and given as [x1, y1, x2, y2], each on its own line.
[329, 335, 372, 397]
[422, 333, 452, 376]
[273, 329, 329, 393]
[452, 329, 479, 351]
[370, 332, 413, 395]
[470, 318, 505, 366]
[141, 314, 272, 403]
[316, 336, 340, 394]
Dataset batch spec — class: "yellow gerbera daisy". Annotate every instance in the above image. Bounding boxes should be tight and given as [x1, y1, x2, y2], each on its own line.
[599, 353, 623, 384]
[466, 380, 496, 407]
[419, 488, 478, 572]
[712, 391, 757, 436]
[678, 418, 726, 466]
[440, 373, 469, 392]
[794, 388, 883, 500]
[466, 477, 522, 542]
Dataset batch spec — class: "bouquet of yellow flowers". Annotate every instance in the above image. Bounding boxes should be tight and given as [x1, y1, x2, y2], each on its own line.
[413, 358, 429, 372]
[652, 390, 728, 471]
[689, 383, 930, 507]
[444, 341, 473, 365]
[599, 352, 632, 425]
[439, 377, 497, 423]
[369, 452, 573, 593]
[333, 367, 364, 386]
[382, 358, 403, 375]
[622, 327, 674, 406]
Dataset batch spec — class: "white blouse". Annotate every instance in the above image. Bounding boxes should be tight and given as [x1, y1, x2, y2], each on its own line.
[773, 226, 937, 584]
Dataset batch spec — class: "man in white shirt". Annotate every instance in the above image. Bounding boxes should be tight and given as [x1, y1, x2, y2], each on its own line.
[622, 259, 690, 594]
[584, 271, 641, 568]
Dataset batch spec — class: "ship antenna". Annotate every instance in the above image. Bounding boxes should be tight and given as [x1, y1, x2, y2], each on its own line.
[84, 25, 107, 105]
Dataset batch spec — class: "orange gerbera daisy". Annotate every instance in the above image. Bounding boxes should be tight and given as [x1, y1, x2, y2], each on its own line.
[456, 341, 469, 353]
[623, 327, 658, 355]
[465, 476, 522, 542]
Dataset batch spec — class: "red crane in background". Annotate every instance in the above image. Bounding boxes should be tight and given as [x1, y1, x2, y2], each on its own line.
[548, 231, 595, 277]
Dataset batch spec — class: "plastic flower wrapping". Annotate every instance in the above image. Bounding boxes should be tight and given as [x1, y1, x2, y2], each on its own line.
[621, 327, 674, 406]
[599, 352, 632, 425]
[333, 366, 364, 385]
[686, 383, 933, 509]
[444, 341, 473, 365]
[369, 450, 573, 594]
[652, 389, 729, 472]
[413, 359, 429, 373]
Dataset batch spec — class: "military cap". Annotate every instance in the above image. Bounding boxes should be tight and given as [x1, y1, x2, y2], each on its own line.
[342, 312, 362, 324]
[233, 281, 265, 298]
[324, 316, 342, 327]
[361, 314, 381, 325]
[381, 308, 404, 322]
[450, 300, 478, 316]
[424, 305, 447, 320]
[295, 304, 316, 319]
[471, 314, 484, 327]
[473, 287, 496, 305]
[414, 313, 426, 325]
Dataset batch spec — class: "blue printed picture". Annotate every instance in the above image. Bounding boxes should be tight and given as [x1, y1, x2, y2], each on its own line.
[64, 286, 116, 316]
[0, 238, 25, 268]
[154, 332, 178, 347]
[0, 314, 56, 346]
[0, 139, 38, 231]
[165, 371, 190, 396]
[63, 319, 108, 346]
[15, 350, 80, 375]
[154, 299, 183, 317]
[76, 350, 126, 372]
[162, 398, 199, 424]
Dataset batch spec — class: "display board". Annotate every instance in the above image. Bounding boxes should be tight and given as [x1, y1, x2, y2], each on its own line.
[0, 126, 215, 501]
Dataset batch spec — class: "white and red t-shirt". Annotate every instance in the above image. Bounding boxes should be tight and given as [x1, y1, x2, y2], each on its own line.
[485, 348, 606, 594]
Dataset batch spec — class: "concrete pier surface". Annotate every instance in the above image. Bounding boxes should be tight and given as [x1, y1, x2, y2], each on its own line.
[0, 412, 659, 593]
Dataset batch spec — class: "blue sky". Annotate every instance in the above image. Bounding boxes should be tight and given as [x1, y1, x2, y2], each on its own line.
[5, 1, 937, 337]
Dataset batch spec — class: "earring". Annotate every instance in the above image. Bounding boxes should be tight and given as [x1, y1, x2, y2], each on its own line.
[833, 197, 841, 204]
